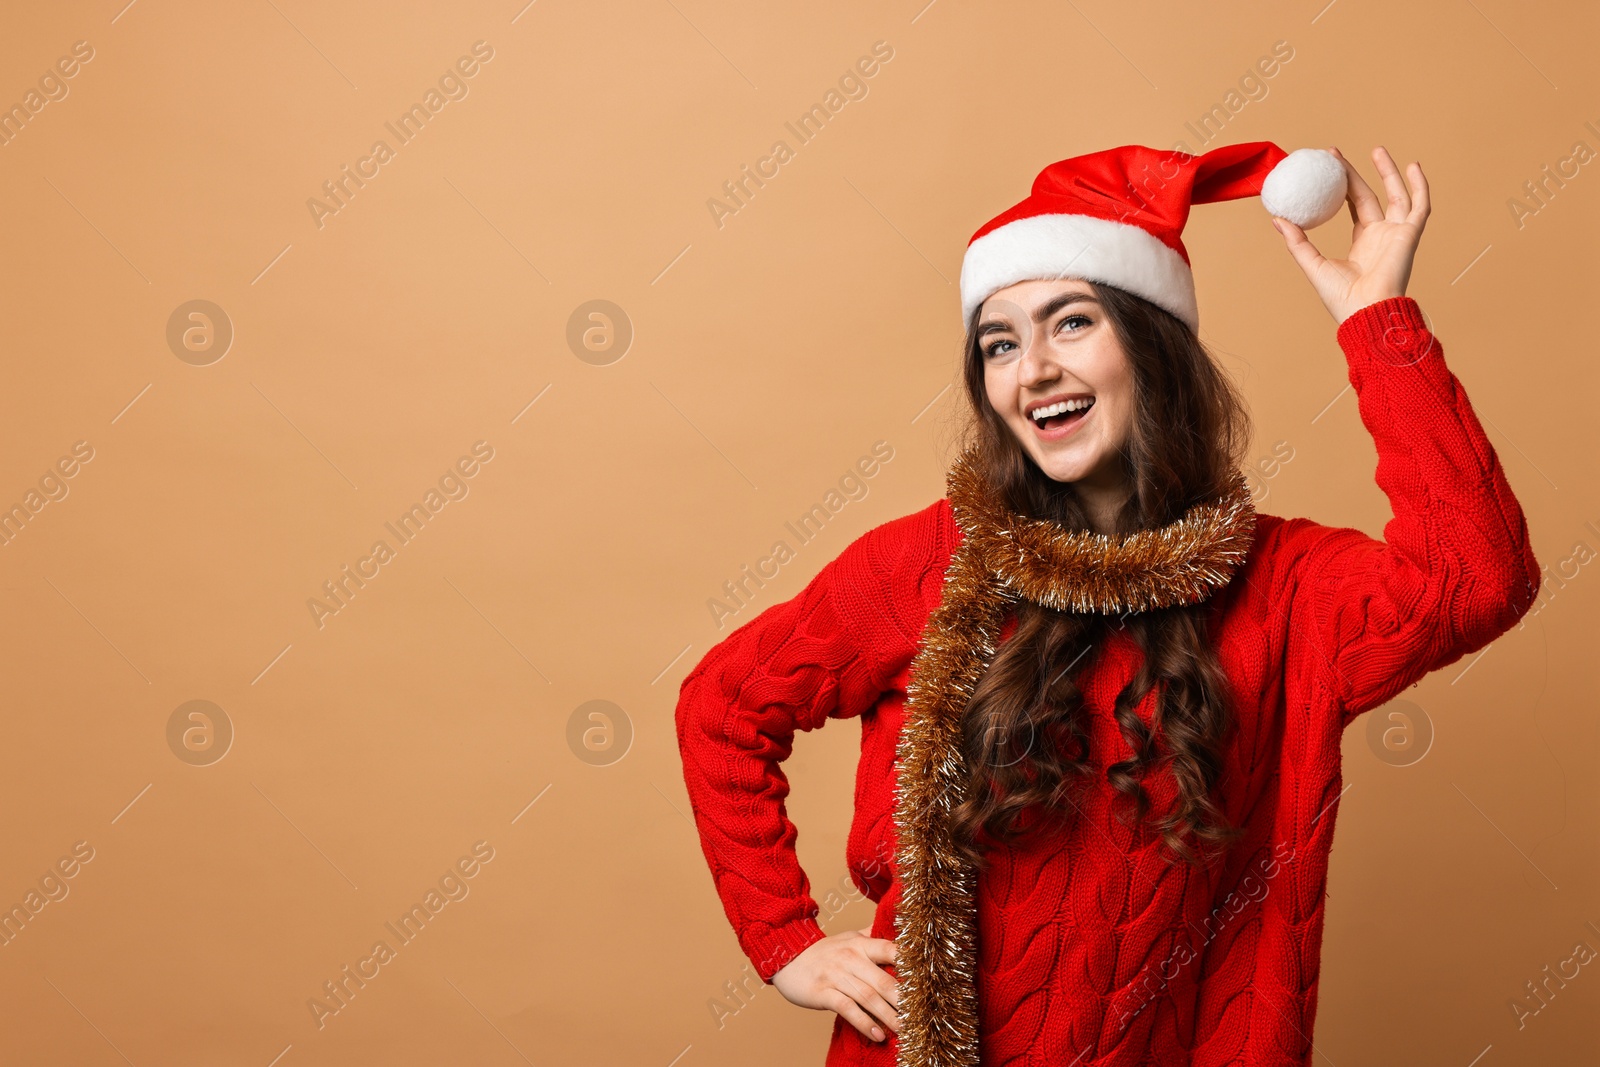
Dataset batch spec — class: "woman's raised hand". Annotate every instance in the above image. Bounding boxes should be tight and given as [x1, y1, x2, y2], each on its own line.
[771, 926, 901, 1043]
[1270, 145, 1430, 324]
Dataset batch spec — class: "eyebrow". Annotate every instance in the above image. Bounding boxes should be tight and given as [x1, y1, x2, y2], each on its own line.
[977, 291, 1100, 337]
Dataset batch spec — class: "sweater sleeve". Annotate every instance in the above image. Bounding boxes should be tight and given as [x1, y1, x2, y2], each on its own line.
[1275, 296, 1541, 729]
[674, 506, 936, 983]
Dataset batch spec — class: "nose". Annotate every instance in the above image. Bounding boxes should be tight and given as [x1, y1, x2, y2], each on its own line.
[1016, 332, 1057, 387]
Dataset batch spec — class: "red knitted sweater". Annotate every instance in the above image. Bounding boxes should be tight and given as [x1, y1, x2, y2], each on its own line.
[674, 297, 1540, 1066]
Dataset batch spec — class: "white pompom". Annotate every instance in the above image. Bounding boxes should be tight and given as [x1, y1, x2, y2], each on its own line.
[1260, 148, 1347, 228]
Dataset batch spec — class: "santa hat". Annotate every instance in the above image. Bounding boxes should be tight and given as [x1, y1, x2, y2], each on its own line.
[958, 141, 1347, 333]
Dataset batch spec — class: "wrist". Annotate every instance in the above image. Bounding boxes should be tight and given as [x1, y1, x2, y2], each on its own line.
[1334, 295, 1434, 364]
[1329, 289, 1407, 327]
[752, 915, 828, 983]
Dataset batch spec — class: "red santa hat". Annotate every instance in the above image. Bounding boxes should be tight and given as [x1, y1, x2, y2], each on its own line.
[958, 141, 1348, 333]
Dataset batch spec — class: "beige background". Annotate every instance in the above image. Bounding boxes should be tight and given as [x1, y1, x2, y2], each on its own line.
[0, 1, 1594, 1064]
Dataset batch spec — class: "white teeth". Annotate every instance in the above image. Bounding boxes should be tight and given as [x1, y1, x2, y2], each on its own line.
[1030, 397, 1094, 422]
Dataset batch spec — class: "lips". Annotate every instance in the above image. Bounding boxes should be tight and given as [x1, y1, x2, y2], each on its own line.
[1029, 399, 1094, 441]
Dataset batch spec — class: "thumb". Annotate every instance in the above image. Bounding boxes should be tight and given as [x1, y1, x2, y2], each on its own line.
[1271, 216, 1324, 279]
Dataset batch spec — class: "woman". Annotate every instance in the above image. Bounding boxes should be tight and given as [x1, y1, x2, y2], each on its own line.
[674, 141, 1540, 1066]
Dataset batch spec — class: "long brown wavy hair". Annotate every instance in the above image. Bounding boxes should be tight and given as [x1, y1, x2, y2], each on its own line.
[949, 279, 1253, 872]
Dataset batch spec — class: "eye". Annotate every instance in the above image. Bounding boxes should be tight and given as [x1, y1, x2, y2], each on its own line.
[1058, 314, 1092, 333]
[981, 338, 1017, 360]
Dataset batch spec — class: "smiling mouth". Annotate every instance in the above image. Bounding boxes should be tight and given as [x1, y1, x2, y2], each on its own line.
[1028, 397, 1095, 437]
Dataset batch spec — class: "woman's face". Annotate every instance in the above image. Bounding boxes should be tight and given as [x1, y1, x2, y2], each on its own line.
[979, 279, 1134, 487]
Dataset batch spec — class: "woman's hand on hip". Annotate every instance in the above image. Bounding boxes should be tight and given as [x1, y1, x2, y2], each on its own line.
[1271, 145, 1431, 324]
[771, 926, 900, 1043]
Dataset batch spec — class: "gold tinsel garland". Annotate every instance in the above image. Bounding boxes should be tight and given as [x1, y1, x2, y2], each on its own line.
[890, 447, 1258, 1067]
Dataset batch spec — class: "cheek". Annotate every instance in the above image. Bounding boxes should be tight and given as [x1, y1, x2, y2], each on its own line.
[983, 366, 1013, 415]
[1090, 351, 1134, 437]
[1102, 398, 1134, 443]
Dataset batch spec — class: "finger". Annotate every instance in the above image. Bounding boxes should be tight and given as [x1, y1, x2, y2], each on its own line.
[853, 947, 901, 1009]
[860, 937, 898, 966]
[1371, 146, 1412, 221]
[1329, 145, 1384, 226]
[1271, 217, 1326, 279]
[838, 969, 902, 1034]
[1406, 160, 1431, 227]
[825, 988, 890, 1043]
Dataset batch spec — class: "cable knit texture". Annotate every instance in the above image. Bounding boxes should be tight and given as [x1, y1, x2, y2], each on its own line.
[674, 297, 1540, 1066]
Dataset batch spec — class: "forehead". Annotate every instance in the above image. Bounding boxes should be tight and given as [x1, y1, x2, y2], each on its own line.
[979, 278, 1096, 321]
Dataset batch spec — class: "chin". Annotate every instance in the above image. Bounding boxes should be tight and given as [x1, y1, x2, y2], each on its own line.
[1015, 422, 1105, 485]
[1029, 449, 1093, 484]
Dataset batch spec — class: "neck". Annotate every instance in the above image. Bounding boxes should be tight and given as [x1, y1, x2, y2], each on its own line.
[1066, 470, 1132, 535]
[1077, 485, 1128, 534]
[945, 446, 1257, 615]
